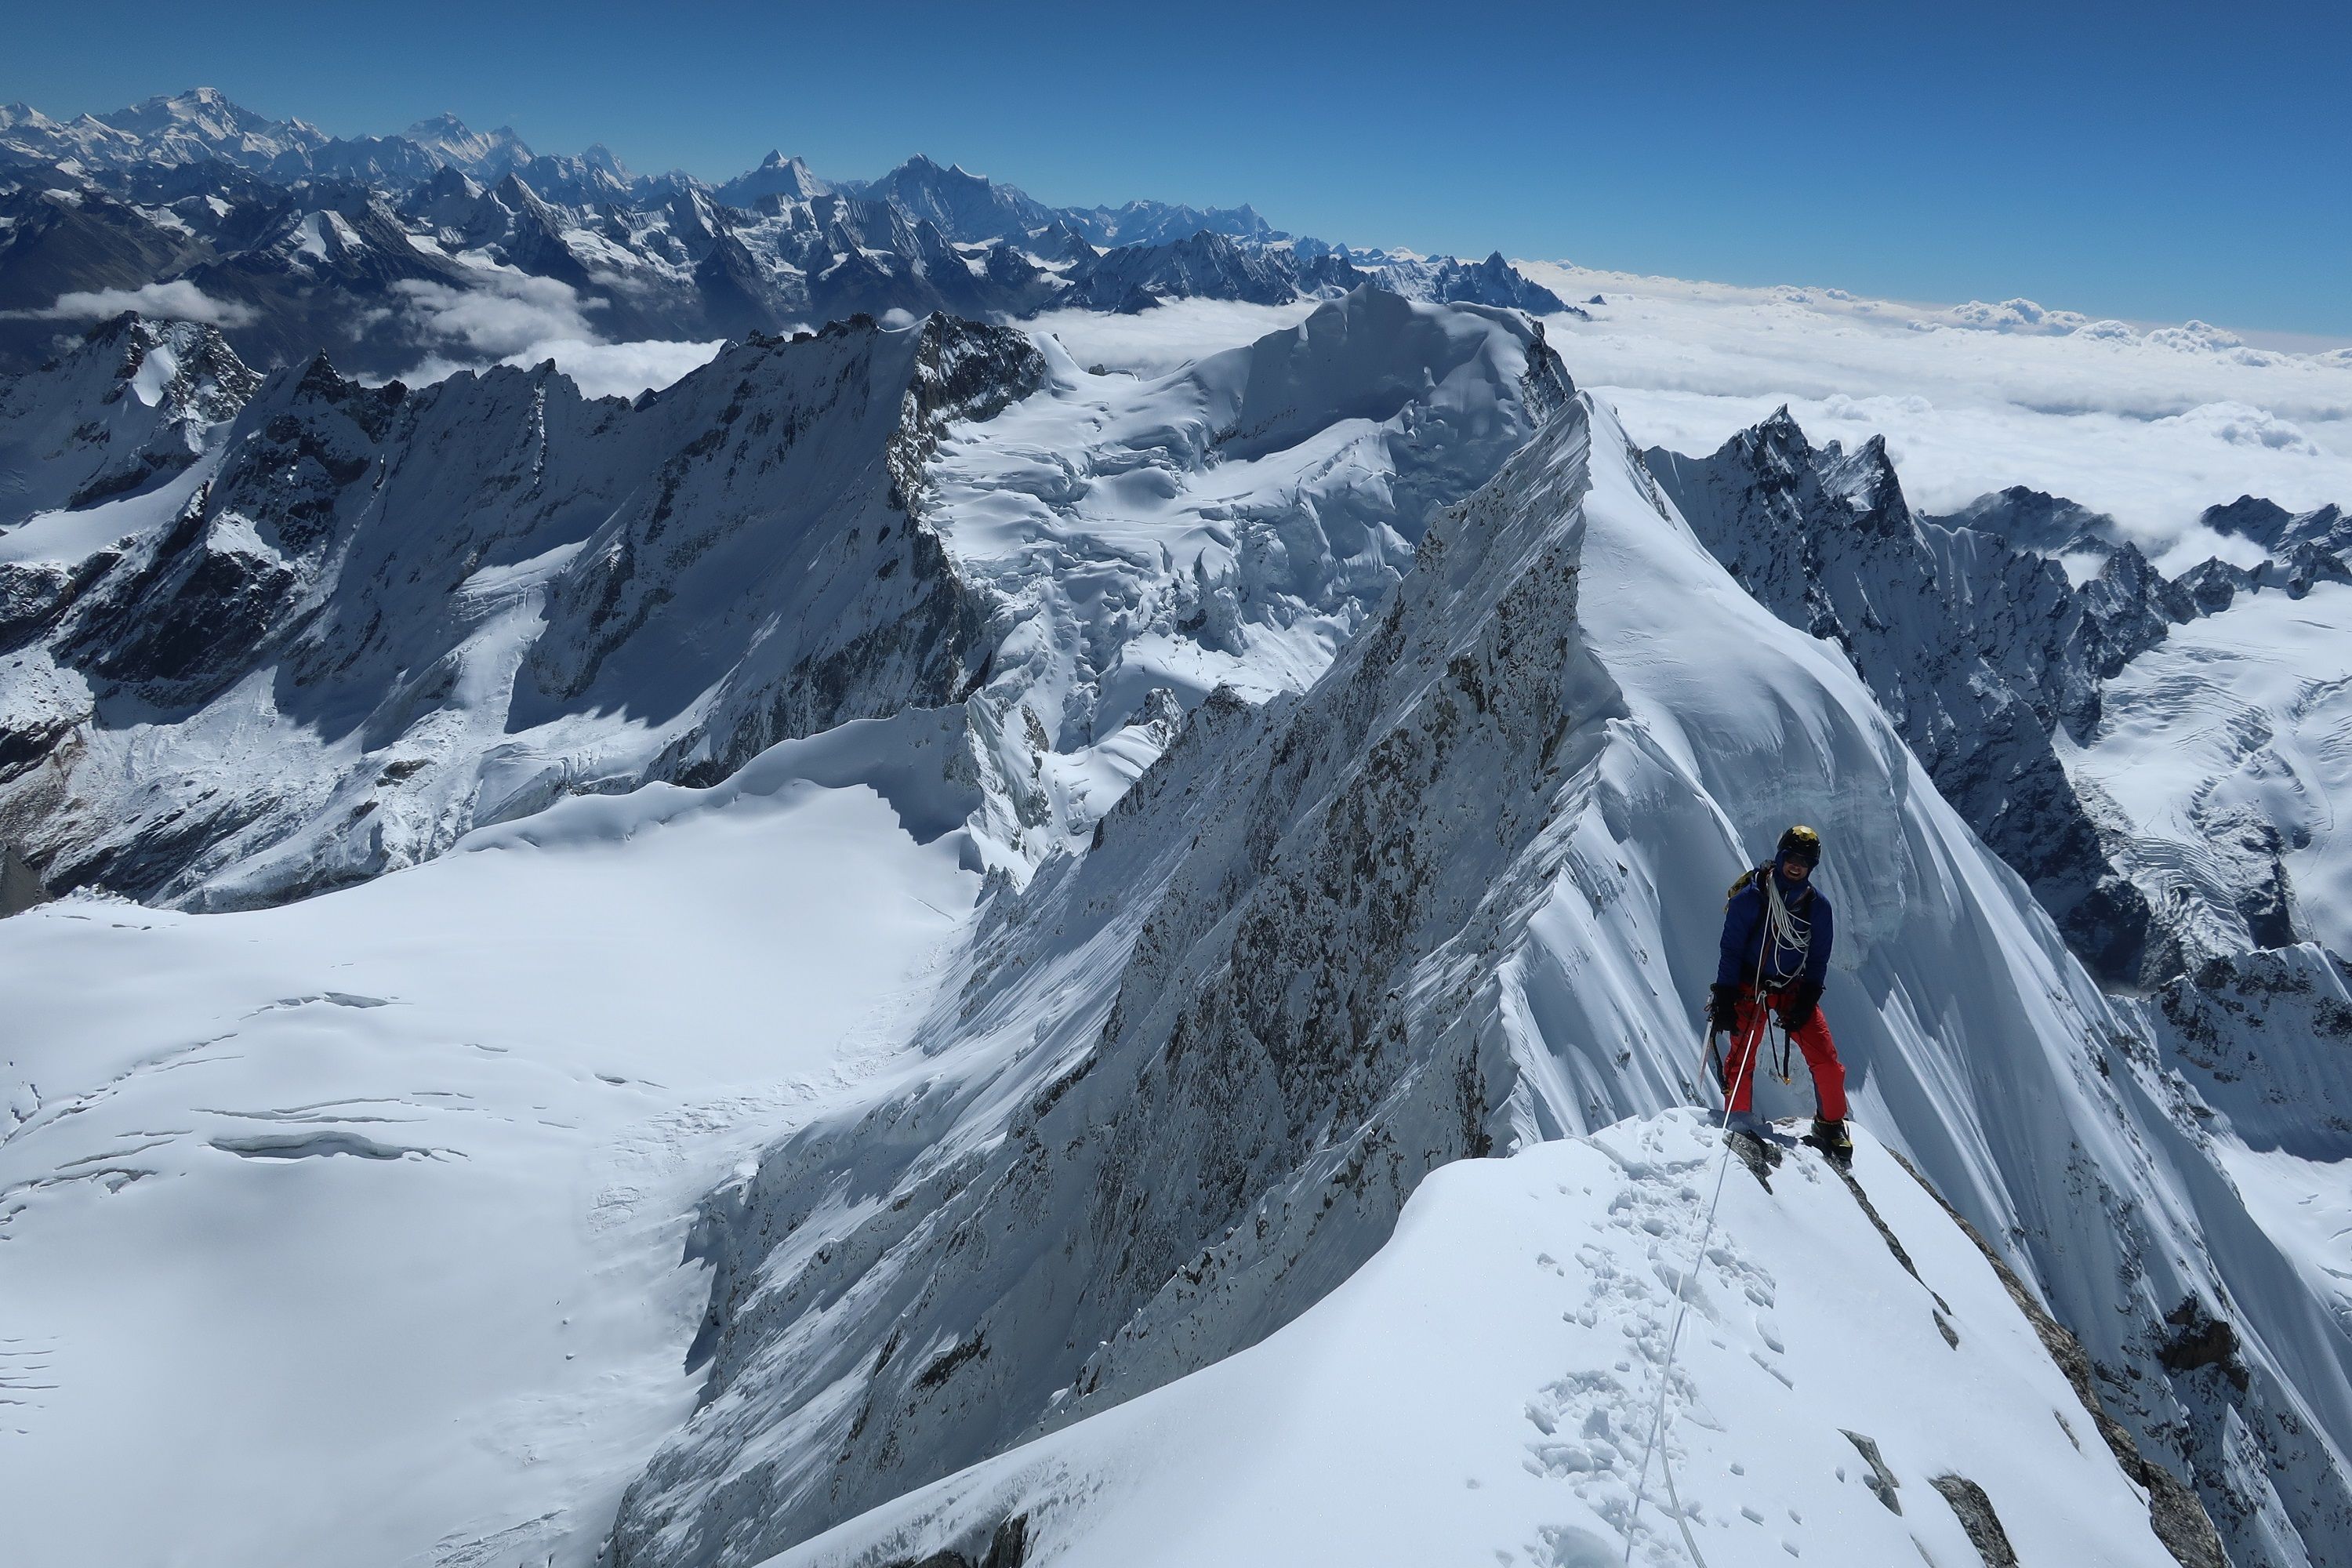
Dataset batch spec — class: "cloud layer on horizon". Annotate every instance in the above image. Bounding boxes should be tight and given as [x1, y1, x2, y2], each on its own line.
[1520, 262, 2352, 559]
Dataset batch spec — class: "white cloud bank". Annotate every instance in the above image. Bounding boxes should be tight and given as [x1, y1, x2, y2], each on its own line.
[391, 271, 602, 358]
[17, 279, 257, 327]
[389, 264, 720, 401]
[1518, 262, 2352, 551]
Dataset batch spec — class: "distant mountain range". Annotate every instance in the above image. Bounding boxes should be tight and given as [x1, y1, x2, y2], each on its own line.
[0, 89, 1569, 376]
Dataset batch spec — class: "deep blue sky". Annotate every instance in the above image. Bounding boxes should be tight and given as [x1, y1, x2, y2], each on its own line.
[10, 1, 2347, 339]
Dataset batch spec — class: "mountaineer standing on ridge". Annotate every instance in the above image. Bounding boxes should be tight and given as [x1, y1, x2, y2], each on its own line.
[1709, 825, 1853, 1163]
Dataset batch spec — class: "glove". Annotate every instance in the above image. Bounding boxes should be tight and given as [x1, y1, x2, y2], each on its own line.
[1781, 979, 1823, 1032]
[1707, 983, 1740, 1034]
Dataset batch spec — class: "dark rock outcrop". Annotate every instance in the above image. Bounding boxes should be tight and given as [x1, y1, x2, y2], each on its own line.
[1646, 412, 2167, 984]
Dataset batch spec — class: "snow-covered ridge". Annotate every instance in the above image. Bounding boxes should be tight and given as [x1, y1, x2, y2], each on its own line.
[0, 310, 255, 524]
[599, 390, 2349, 1566]
[0, 289, 1564, 908]
[767, 1115, 2212, 1568]
[0, 311, 1042, 906]
[3, 321, 2347, 1568]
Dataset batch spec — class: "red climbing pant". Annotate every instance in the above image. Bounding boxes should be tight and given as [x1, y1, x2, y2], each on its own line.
[1722, 990, 1848, 1121]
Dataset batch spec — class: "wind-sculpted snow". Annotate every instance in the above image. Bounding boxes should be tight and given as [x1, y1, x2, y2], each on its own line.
[604, 381, 1622, 1568]
[608, 392, 2345, 1568]
[1645, 412, 2167, 984]
[931, 287, 1568, 842]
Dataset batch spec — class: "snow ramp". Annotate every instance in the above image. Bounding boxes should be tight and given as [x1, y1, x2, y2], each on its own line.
[762, 1112, 2187, 1568]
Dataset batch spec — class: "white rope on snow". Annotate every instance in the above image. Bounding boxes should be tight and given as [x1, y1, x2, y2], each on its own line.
[1622, 867, 1791, 1565]
[1620, 1019, 1756, 1568]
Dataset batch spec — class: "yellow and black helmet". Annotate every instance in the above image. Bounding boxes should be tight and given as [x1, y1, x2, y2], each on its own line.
[1777, 824, 1822, 867]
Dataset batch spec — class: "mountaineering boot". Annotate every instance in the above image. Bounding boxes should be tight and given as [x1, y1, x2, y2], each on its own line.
[1807, 1117, 1853, 1166]
[1723, 1109, 1769, 1139]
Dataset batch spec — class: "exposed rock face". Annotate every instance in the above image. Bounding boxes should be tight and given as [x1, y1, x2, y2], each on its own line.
[1929, 1474, 2021, 1566]
[1939, 485, 2122, 557]
[1372, 249, 1572, 314]
[1647, 411, 2352, 992]
[1654, 421, 2352, 1563]
[1060, 229, 1341, 312]
[1645, 412, 2166, 985]
[2201, 495, 2352, 559]
[0, 314, 1044, 906]
[0, 312, 256, 523]
[606, 379, 1623, 1568]
[2151, 946, 2352, 1159]
[1885, 1146, 2228, 1568]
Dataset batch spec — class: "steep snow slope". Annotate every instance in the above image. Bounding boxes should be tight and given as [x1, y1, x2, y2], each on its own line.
[607, 393, 2343, 1568]
[767, 1116, 2187, 1568]
[1642, 412, 2167, 983]
[1648, 409, 2352, 978]
[0, 722, 982, 1568]
[0, 311, 256, 524]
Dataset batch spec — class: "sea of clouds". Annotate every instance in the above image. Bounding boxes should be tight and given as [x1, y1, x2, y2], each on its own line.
[1517, 262, 2352, 567]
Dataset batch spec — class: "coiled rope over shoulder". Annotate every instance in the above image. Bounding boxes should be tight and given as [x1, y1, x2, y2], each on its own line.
[1759, 869, 1812, 982]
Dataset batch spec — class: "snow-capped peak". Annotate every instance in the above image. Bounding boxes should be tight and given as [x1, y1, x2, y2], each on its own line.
[401, 111, 533, 177]
[0, 310, 257, 525]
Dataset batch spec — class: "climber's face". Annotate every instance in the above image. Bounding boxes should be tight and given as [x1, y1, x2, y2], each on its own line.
[1779, 855, 1812, 882]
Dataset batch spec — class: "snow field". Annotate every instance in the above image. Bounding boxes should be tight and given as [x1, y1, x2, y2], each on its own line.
[2067, 581, 2352, 956]
[765, 1113, 2172, 1568]
[0, 752, 980, 1568]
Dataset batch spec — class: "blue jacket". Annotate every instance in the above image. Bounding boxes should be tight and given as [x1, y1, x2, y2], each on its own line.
[1715, 866, 1832, 991]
